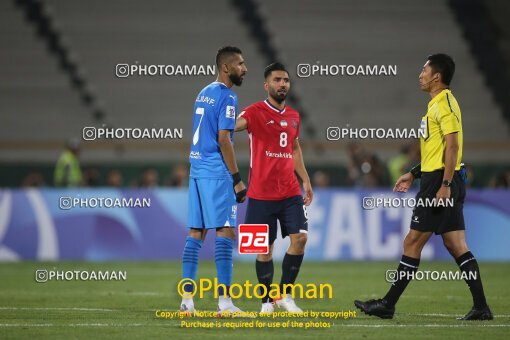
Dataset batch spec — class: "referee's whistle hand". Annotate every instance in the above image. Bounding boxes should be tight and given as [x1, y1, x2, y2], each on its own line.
[393, 173, 414, 192]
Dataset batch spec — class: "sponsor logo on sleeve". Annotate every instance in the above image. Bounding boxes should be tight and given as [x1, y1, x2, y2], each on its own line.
[226, 106, 236, 119]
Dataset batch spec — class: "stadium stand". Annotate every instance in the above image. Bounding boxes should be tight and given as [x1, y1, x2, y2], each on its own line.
[1, 0, 268, 163]
[0, 0, 91, 162]
[0, 0, 508, 185]
[258, 0, 509, 163]
[450, 0, 510, 124]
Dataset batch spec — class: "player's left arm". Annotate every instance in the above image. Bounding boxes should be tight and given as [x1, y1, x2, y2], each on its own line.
[293, 138, 313, 206]
[436, 132, 459, 202]
[436, 102, 460, 202]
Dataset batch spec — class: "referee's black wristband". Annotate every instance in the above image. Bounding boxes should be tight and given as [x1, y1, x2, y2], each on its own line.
[232, 172, 242, 186]
[410, 163, 422, 179]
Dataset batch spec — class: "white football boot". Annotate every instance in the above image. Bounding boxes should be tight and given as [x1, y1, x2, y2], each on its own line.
[275, 296, 303, 313]
[216, 296, 243, 317]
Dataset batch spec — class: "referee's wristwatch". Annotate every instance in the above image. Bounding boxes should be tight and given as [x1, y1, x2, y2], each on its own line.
[442, 179, 452, 187]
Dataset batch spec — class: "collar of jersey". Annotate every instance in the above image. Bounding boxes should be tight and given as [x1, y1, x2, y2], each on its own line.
[264, 99, 286, 114]
[211, 81, 228, 88]
[428, 88, 451, 109]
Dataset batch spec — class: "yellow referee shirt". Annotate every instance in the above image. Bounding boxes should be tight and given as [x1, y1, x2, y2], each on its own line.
[419, 89, 463, 172]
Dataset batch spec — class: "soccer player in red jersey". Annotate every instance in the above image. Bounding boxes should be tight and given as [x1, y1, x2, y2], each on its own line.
[235, 62, 313, 313]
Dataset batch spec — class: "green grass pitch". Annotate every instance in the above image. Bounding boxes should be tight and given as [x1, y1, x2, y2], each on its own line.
[1, 261, 509, 339]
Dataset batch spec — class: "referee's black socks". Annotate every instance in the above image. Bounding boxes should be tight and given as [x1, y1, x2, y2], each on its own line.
[384, 255, 420, 307]
[256, 259, 274, 303]
[280, 253, 304, 297]
[455, 251, 488, 309]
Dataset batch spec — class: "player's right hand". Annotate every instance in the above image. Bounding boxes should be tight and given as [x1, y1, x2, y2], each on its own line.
[393, 172, 414, 192]
[234, 180, 247, 203]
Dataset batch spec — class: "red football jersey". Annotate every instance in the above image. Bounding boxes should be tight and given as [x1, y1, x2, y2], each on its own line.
[240, 100, 302, 200]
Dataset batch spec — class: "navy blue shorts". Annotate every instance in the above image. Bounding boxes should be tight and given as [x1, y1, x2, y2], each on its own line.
[244, 195, 308, 245]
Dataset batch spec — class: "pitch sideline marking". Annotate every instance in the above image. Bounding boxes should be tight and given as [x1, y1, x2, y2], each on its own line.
[0, 307, 117, 312]
[2, 307, 510, 318]
[0, 323, 509, 328]
[409, 313, 510, 318]
[341, 324, 510, 328]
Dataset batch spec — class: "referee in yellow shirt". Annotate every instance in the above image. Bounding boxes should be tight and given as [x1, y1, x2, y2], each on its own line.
[355, 54, 492, 320]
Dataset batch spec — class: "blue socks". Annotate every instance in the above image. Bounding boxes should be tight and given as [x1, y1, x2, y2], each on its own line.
[182, 236, 203, 293]
[181, 236, 234, 297]
[215, 237, 234, 297]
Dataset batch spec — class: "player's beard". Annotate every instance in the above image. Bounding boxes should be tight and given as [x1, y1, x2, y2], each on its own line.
[270, 88, 287, 104]
[229, 73, 243, 86]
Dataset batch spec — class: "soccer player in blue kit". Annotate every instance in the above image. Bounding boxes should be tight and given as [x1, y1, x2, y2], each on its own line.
[180, 46, 248, 315]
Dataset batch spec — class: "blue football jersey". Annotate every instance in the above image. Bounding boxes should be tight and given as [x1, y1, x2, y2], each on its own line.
[189, 82, 237, 178]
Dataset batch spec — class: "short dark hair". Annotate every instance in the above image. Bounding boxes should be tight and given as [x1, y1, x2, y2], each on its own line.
[427, 53, 455, 86]
[264, 62, 288, 79]
[216, 46, 242, 68]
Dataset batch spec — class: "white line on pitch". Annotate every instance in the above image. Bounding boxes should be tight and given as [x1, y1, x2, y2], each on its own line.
[1, 323, 509, 328]
[340, 324, 510, 328]
[408, 313, 510, 318]
[0, 323, 170, 327]
[0, 307, 118, 312]
[120, 292, 163, 296]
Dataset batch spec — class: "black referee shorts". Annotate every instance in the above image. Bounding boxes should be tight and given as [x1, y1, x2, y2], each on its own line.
[410, 170, 466, 235]
[244, 195, 308, 245]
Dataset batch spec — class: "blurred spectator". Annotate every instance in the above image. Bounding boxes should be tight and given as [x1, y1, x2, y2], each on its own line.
[82, 167, 101, 187]
[505, 170, 510, 186]
[165, 164, 188, 187]
[346, 143, 388, 187]
[312, 170, 330, 188]
[464, 165, 476, 187]
[129, 177, 140, 188]
[21, 171, 46, 187]
[54, 139, 82, 187]
[140, 168, 159, 187]
[489, 168, 510, 188]
[387, 141, 420, 184]
[106, 169, 123, 187]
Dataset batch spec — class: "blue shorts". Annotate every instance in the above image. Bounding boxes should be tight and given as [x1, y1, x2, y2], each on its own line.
[187, 177, 237, 229]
